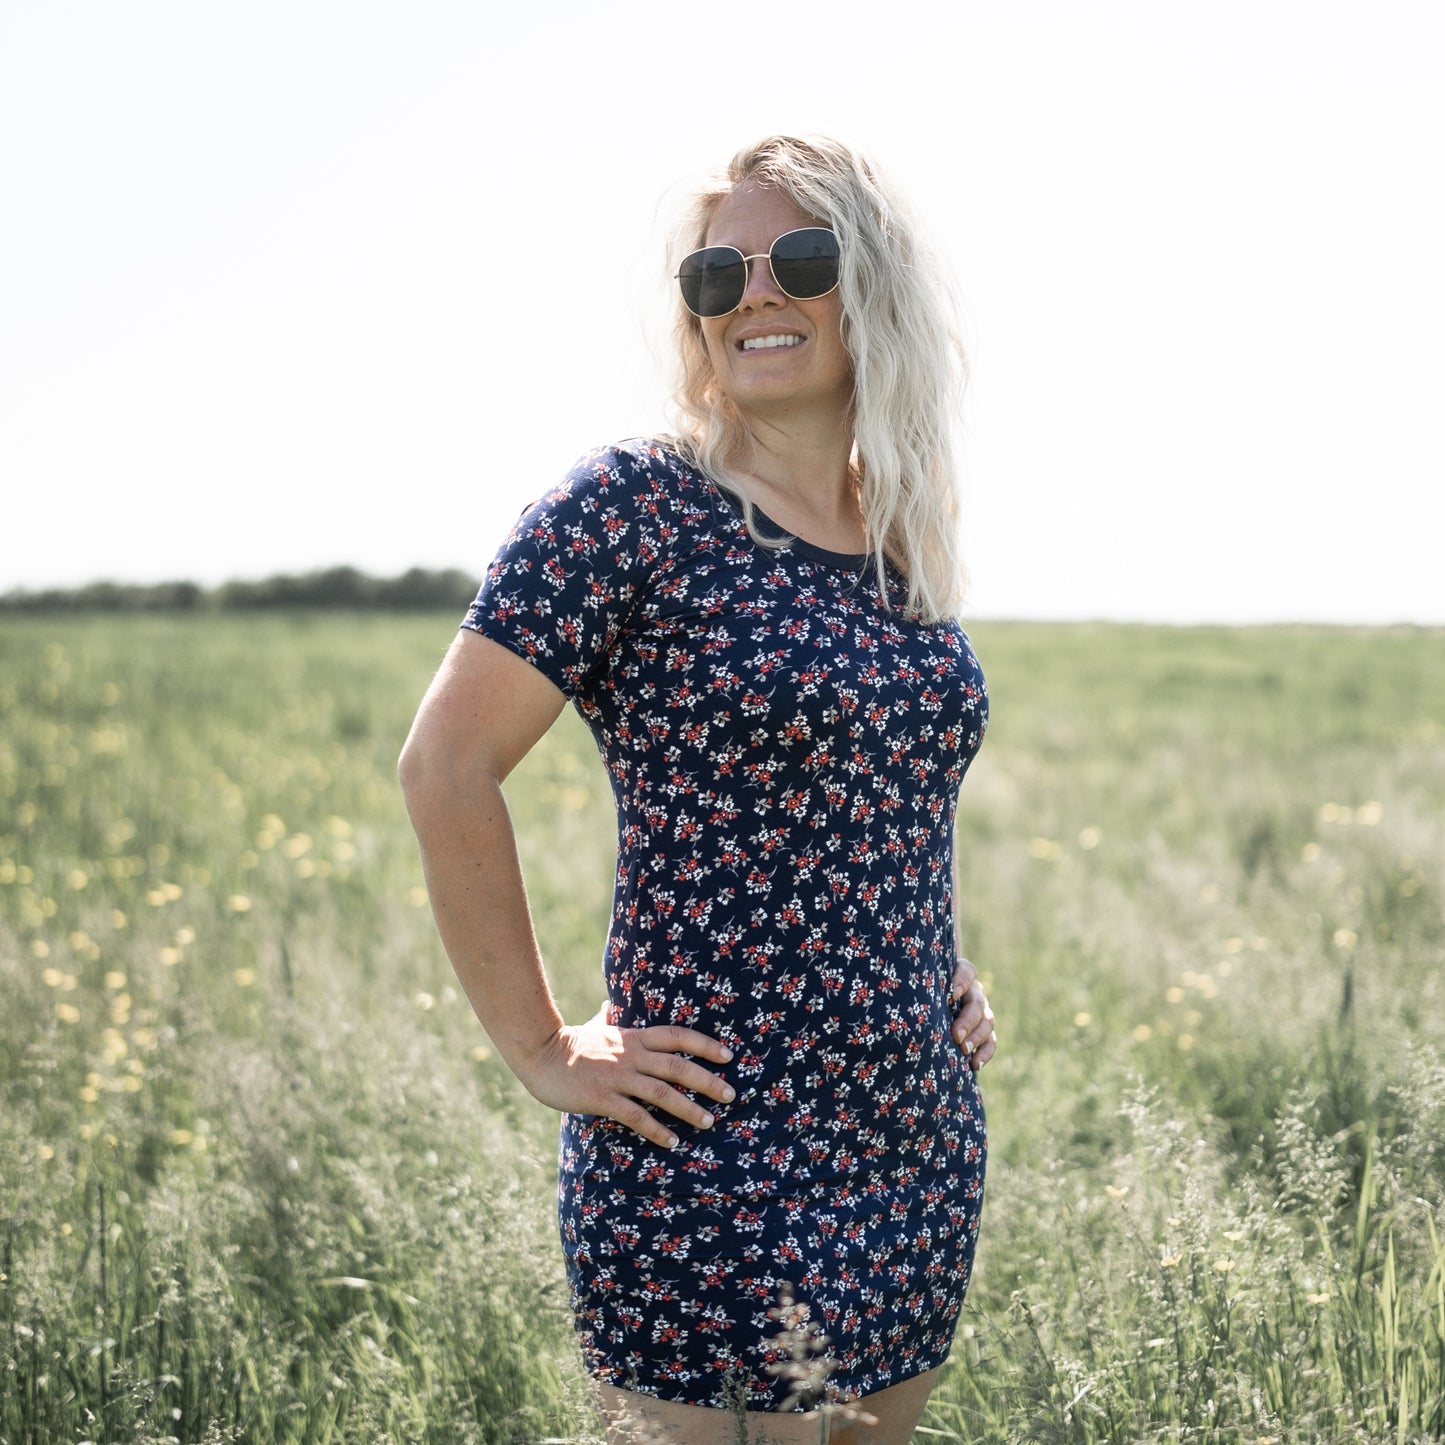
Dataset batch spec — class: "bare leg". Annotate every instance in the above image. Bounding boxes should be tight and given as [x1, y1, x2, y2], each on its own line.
[595, 1366, 941, 1445]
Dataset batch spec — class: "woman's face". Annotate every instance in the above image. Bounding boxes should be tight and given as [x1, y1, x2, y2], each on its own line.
[699, 178, 853, 425]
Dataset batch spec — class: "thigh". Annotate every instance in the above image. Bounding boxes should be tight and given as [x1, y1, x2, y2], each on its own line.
[595, 1366, 942, 1445]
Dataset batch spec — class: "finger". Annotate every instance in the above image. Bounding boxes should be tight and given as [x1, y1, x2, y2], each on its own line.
[601, 1059, 728, 1142]
[952, 992, 994, 1050]
[639, 1024, 734, 1065]
[630, 1072, 725, 1131]
[969, 1030, 997, 1070]
[607, 1096, 686, 1150]
[954, 1009, 996, 1068]
[634, 1026, 737, 1106]
[562, 1062, 722, 1146]
[635, 1045, 737, 1108]
[950, 982, 989, 1039]
[948, 956, 978, 1007]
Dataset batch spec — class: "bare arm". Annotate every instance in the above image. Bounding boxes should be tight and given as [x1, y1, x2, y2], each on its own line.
[398, 629, 734, 1147]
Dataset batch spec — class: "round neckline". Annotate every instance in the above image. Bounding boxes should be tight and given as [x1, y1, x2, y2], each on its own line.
[705, 473, 871, 571]
[757, 508, 871, 570]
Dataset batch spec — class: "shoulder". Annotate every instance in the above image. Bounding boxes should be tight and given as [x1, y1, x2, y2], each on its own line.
[482, 438, 721, 588]
[559, 437, 714, 509]
[518, 437, 720, 552]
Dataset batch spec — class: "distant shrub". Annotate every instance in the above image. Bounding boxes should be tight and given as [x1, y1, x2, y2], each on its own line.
[0, 567, 477, 613]
[0, 579, 206, 613]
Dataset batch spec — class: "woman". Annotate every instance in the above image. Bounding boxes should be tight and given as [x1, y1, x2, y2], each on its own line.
[400, 135, 996, 1444]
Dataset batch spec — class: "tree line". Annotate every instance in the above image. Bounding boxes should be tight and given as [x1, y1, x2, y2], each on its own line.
[0, 566, 479, 614]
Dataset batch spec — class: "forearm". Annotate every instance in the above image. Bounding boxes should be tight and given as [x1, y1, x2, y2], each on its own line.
[404, 772, 564, 1079]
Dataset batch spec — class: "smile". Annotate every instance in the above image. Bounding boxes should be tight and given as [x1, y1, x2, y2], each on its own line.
[740, 334, 805, 351]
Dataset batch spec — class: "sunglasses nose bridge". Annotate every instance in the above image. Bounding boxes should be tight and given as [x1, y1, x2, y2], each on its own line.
[735, 248, 786, 311]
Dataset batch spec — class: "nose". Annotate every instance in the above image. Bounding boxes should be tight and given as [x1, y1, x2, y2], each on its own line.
[737, 250, 785, 311]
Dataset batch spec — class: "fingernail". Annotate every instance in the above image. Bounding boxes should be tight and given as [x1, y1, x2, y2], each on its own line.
[700, 1113, 714, 1129]
[665, 1134, 679, 1149]
[719, 1047, 733, 1062]
[722, 1086, 736, 1103]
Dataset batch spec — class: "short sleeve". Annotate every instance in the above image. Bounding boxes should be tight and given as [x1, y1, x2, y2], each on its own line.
[461, 443, 691, 699]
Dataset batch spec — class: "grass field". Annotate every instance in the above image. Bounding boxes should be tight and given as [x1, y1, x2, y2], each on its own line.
[1, 614, 1442, 1443]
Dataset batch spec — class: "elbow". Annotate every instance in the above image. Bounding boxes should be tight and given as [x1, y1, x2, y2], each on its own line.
[397, 729, 431, 819]
[397, 727, 493, 831]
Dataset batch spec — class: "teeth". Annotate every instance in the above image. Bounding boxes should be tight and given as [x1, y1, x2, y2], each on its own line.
[741, 334, 804, 351]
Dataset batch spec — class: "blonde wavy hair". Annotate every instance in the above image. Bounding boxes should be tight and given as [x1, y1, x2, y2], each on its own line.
[668, 134, 968, 622]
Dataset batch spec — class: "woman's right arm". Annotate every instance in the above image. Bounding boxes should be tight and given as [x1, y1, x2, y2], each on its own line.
[397, 629, 734, 1148]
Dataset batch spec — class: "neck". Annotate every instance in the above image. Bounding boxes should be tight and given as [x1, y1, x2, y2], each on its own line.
[726, 417, 863, 551]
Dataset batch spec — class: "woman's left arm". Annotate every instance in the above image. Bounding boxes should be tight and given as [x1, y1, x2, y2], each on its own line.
[949, 957, 996, 1069]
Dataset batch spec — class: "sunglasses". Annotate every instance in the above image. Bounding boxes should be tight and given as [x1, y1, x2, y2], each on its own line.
[677, 227, 840, 318]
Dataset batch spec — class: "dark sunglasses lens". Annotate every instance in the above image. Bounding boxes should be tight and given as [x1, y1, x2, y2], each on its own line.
[679, 247, 747, 317]
[771, 228, 840, 299]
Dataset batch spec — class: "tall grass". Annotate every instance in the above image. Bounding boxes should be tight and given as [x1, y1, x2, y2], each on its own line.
[1, 617, 1441, 1442]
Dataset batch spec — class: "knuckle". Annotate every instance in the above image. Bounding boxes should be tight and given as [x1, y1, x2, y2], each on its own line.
[619, 1101, 658, 1134]
[643, 1025, 683, 1054]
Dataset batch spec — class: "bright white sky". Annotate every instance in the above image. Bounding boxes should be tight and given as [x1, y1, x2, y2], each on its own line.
[2, 0, 1442, 623]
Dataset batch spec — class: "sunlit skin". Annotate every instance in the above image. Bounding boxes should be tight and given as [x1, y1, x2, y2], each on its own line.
[695, 179, 865, 559]
[596, 1366, 941, 1445]
[699, 181, 854, 434]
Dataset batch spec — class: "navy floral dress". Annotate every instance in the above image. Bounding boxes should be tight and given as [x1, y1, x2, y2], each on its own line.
[463, 439, 989, 1410]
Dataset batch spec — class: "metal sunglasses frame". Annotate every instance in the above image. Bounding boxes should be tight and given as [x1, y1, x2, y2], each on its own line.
[676, 227, 841, 318]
